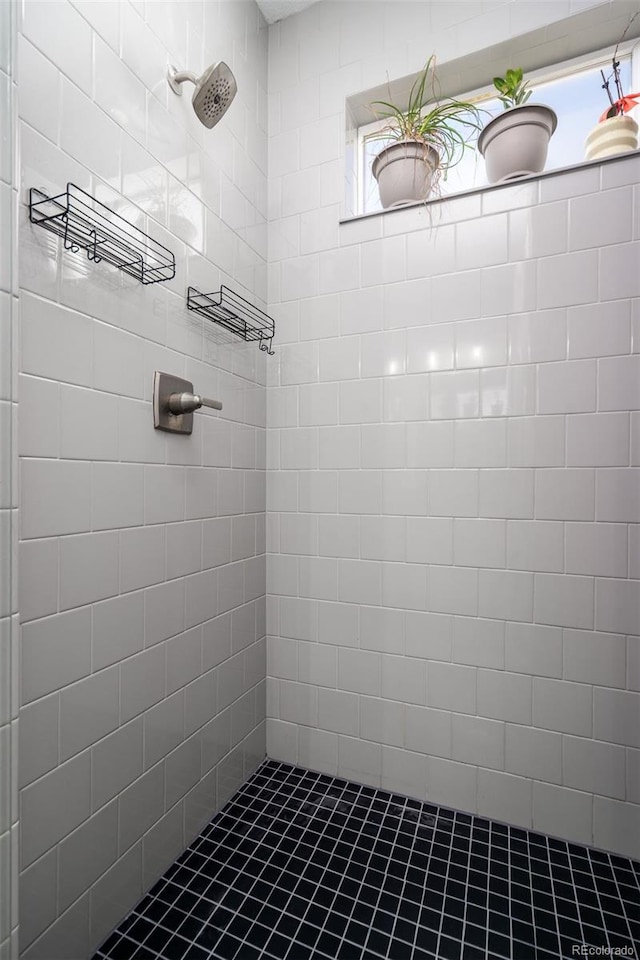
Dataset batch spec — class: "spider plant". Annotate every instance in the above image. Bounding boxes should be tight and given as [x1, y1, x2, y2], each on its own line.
[369, 56, 483, 174]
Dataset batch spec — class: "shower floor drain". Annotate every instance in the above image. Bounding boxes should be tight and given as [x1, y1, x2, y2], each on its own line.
[94, 759, 640, 960]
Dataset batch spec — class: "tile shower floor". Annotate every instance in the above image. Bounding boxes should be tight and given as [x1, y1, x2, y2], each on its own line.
[95, 760, 640, 960]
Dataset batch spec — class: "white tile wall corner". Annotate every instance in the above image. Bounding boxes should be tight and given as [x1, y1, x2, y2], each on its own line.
[265, 0, 640, 859]
[16, 0, 268, 956]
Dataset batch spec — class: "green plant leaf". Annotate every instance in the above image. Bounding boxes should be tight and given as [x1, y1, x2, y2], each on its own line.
[492, 66, 530, 109]
[368, 56, 484, 170]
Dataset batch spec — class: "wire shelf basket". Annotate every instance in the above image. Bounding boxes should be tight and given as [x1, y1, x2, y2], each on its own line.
[29, 182, 176, 285]
[187, 285, 275, 354]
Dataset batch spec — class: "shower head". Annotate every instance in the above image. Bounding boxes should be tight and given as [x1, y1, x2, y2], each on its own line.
[167, 61, 237, 129]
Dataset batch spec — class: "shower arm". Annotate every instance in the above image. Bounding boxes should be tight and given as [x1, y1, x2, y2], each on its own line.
[167, 66, 198, 95]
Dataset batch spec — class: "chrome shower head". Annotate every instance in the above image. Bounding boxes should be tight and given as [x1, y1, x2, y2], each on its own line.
[167, 61, 237, 129]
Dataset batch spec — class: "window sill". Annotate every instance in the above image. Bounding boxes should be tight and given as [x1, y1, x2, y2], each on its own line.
[339, 151, 640, 229]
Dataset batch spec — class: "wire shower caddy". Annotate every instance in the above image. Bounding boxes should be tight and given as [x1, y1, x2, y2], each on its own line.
[187, 285, 275, 354]
[29, 182, 176, 284]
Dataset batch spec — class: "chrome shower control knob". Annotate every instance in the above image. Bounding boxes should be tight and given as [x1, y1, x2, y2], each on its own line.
[153, 371, 222, 435]
[167, 392, 223, 414]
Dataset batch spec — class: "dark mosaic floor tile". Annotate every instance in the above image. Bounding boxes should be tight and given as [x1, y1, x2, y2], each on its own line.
[94, 760, 640, 960]
[143, 925, 173, 953]
[439, 932, 464, 959]
[233, 946, 260, 960]
[364, 928, 390, 957]
[161, 936, 193, 960]
[414, 925, 439, 952]
[461, 944, 486, 960]
[194, 923, 224, 951]
[107, 938, 139, 960]
[212, 933, 244, 959]
[98, 933, 121, 955]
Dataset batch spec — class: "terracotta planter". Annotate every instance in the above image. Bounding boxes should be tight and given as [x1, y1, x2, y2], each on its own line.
[477, 104, 557, 184]
[372, 140, 439, 209]
[584, 114, 639, 161]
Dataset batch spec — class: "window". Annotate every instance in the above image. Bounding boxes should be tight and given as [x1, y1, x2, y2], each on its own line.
[357, 43, 638, 216]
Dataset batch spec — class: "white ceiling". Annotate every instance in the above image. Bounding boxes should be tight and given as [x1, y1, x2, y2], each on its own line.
[256, 0, 318, 23]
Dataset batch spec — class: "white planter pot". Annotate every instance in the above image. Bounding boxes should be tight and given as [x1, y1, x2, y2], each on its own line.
[477, 104, 557, 184]
[584, 115, 639, 161]
[372, 140, 439, 209]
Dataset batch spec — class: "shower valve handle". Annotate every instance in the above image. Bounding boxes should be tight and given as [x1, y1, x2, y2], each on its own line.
[153, 371, 221, 435]
[167, 392, 223, 414]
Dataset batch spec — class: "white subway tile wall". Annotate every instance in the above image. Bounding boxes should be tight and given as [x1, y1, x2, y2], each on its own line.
[0, 0, 17, 955]
[16, 0, 267, 956]
[8, 0, 640, 956]
[265, 1, 640, 862]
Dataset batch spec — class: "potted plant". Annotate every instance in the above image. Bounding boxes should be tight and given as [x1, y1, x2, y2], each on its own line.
[584, 15, 639, 161]
[369, 56, 482, 209]
[477, 68, 557, 184]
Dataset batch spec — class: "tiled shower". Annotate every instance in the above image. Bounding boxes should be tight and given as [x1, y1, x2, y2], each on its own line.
[1, 0, 639, 958]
